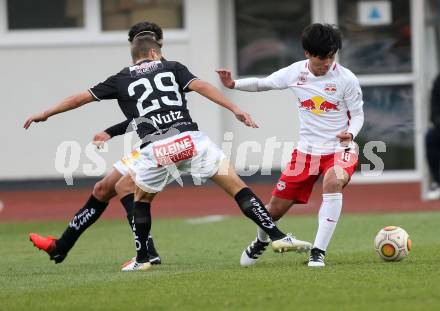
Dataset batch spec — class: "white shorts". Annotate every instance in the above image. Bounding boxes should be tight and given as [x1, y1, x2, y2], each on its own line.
[126, 131, 225, 193]
[113, 149, 140, 176]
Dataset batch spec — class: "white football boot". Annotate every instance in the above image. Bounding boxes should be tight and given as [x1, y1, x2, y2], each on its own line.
[271, 234, 312, 253]
[240, 238, 270, 267]
[121, 257, 152, 272]
[308, 248, 326, 267]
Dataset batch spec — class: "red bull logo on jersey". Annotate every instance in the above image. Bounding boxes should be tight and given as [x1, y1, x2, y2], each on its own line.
[297, 71, 309, 85]
[324, 83, 337, 95]
[298, 96, 339, 115]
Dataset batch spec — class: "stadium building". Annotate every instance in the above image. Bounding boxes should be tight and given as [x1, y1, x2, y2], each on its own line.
[0, 0, 438, 195]
[2, 2, 440, 310]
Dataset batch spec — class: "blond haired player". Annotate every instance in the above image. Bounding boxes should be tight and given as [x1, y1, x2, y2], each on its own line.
[26, 21, 165, 265]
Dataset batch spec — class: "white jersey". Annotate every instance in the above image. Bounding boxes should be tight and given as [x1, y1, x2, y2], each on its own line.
[253, 60, 363, 155]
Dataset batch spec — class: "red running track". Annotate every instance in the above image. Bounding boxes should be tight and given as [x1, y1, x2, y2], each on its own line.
[0, 182, 439, 222]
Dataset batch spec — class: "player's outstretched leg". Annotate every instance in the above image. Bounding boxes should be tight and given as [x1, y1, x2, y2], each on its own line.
[29, 194, 109, 263]
[121, 187, 156, 272]
[29, 233, 60, 261]
[29, 170, 121, 263]
[308, 166, 348, 268]
[116, 174, 161, 264]
[210, 162, 312, 262]
[240, 238, 270, 267]
[239, 195, 310, 266]
[233, 188, 311, 253]
[308, 193, 342, 267]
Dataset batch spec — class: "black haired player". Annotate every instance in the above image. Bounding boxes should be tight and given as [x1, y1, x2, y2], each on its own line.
[217, 23, 363, 268]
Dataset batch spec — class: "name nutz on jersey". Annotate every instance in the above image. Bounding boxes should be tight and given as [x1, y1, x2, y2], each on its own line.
[89, 60, 199, 144]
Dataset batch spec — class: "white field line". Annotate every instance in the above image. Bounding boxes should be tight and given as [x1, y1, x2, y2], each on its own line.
[185, 215, 229, 225]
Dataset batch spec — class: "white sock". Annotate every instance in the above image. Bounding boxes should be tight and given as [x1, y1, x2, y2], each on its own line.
[257, 220, 278, 242]
[313, 193, 343, 251]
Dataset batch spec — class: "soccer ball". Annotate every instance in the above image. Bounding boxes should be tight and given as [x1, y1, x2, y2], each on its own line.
[374, 226, 412, 261]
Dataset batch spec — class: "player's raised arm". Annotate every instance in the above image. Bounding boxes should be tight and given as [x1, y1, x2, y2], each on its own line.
[92, 131, 111, 149]
[216, 68, 289, 92]
[188, 79, 258, 128]
[216, 69, 236, 89]
[92, 119, 134, 148]
[23, 91, 95, 129]
[103, 119, 133, 138]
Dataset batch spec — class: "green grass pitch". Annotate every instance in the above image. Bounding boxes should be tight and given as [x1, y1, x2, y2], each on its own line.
[1, 212, 440, 311]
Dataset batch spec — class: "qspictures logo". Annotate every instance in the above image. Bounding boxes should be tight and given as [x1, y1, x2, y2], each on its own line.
[53, 133, 387, 185]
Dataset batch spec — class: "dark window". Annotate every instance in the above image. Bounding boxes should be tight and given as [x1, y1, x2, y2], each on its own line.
[357, 85, 415, 171]
[101, 0, 184, 31]
[7, 0, 84, 30]
[235, 0, 311, 76]
[338, 0, 412, 74]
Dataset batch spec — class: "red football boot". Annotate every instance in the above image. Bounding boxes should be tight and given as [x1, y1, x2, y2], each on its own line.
[29, 233, 67, 264]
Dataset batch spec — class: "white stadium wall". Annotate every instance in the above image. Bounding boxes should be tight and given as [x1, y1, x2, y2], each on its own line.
[0, 0, 229, 180]
[0, 43, 190, 179]
[1, 0, 293, 180]
[222, 90, 300, 174]
[0, 0, 429, 184]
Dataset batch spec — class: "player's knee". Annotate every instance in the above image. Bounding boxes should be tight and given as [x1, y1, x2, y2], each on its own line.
[324, 167, 348, 192]
[134, 188, 156, 203]
[93, 180, 116, 202]
[136, 194, 155, 203]
[114, 180, 125, 197]
[323, 179, 343, 193]
[115, 176, 134, 198]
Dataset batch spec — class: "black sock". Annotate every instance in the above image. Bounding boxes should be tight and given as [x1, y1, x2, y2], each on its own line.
[56, 195, 108, 254]
[133, 201, 151, 263]
[121, 194, 156, 258]
[120, 193, 135, 231]
[234, 188, 285, 240]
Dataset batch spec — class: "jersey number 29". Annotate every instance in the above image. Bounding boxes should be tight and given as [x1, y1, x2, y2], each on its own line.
[128, 72, 183, 116]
